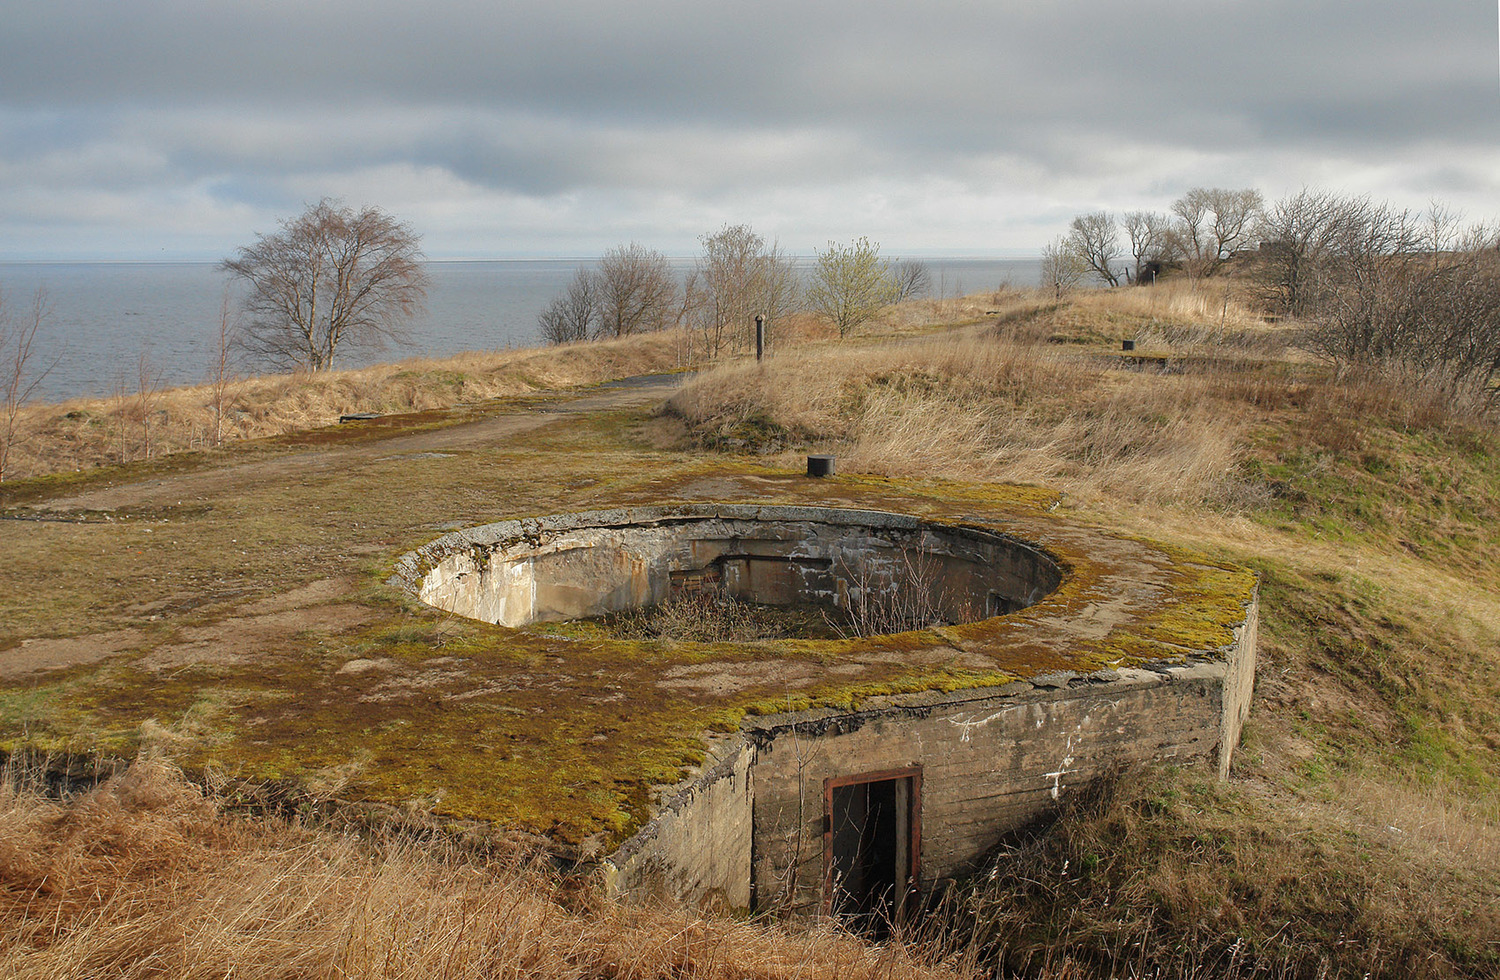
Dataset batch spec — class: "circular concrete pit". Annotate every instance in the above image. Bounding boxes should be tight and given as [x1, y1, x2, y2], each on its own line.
[400, 504, 1065, 633]
[385, 497, 1259, 917]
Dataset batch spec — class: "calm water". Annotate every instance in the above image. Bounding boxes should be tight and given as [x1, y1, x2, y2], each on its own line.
[0, 257, 1041, 403]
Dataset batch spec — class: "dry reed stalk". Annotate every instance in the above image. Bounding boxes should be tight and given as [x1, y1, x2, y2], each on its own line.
[1, 758, 970, 980]
[671, 330, 1250, 506]
[1, 329, 694, 482]
[1070, 279, 1263, 329]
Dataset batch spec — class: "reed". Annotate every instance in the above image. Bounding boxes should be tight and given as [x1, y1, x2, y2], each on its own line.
[1, 756, 967, 980]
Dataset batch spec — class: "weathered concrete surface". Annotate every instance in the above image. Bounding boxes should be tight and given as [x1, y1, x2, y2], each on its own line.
[601, 736, 755, 911]
[747, 665, 1231, 914]
[6, 419, 1258, 881]
[604, 612, 1256, 913]
[397, 505, 1063, 629]
[489, 505, 1264, 914]
[1219, 600, 1259, 780]
[603, 606, 1260, 912]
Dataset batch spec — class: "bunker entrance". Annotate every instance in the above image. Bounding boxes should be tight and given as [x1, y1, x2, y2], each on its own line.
[405, 505, 1063, 638]
[825, 768, 921, 938]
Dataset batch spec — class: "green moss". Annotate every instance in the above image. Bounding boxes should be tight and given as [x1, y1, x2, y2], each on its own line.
[0, 388, 1261, 849]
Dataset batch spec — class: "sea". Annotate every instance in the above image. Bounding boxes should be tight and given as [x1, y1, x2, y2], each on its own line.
[0, 257, 1043, 404]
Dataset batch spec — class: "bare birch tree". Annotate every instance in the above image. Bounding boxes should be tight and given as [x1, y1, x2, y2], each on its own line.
[209, 291, 239, 447]
[0, 287, 52, 482]
[223, 199, 429, 372]
[1171, 187, 1264, 278]
[807, 238, 897, 338]
[133, 351, 163, 461]
[538, 267, 601, 344]
[1122, 211, 1176, 284]
[891, 260, 933, 301]
[1039, 236, 1087, 300]
[691, 224, 798, 357]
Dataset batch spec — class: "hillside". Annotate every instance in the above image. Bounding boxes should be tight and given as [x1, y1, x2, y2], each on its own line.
[2, 284, 1497, 979]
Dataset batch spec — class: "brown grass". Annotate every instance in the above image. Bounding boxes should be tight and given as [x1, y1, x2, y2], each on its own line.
[0, 756, 968, 980]
[923, 767, 1500, 980]
[2, 329, 695, 481]
[6, 283, 1499, 979]
[1070, 277, 1264, 331]
[668, 324, 1251, 506]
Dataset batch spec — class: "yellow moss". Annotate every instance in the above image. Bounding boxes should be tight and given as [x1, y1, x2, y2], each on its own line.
[0, 412, 1256, 849]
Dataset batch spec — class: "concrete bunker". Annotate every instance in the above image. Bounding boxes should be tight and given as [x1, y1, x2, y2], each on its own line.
[393, 503, 1258, 926]
[411, 505, 1064, 633]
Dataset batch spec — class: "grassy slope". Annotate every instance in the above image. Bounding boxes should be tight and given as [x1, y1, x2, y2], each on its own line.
[1, 756, 961, 980]
[0, 326, 698, 482]
[3, 286, 1498, 978]
[668, 286, 1500, 978]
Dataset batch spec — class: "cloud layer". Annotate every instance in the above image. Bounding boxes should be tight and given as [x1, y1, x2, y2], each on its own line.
[2, 1, 1496, 258]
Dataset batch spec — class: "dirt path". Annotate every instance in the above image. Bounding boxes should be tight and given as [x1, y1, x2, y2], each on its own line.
[0, 373, 685, 679]
[29, 374, 684, 515]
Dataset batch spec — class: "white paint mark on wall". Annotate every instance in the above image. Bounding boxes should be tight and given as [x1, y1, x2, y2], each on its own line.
[947, 704, 1027, 742]
[1042, 731, 1082, 799]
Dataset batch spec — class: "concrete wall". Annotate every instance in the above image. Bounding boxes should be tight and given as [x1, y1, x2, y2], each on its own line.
[1218, 601, 1259, 779]
[407, 507, 1062, 629]
[602, 737, 755, 910]
[605, 594, 1259, 915]
[394, 506, 1259, 918]
[746, 665, 1230, 914]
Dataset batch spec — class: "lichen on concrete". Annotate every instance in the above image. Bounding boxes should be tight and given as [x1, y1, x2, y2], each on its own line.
[0, 396, 1257, 853]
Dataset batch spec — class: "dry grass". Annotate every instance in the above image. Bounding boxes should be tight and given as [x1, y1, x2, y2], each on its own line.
[1, 329, 694, 481]
[1333, 775, 1500, 871]
[6, 283, 1499, 979]
[923, 767, 1500, 980]
[669, 283, 1500, 514]
[0, 756, 968, 980]
[669, 324, 1251, 506]
[1070, 278, 1263, 329]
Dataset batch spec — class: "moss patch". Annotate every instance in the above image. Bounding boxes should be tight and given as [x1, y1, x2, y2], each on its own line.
[0, 395, 1256, 849]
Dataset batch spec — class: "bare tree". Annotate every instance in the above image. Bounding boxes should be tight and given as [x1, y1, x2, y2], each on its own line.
[1066, 212, 1123, 287]
[1253, 189, 1361, 316]
[891, 260, 933, 301]
[1207, 188, 1264, 264]
[1122, 211, 1176, 284]
[1171, 187, 1264, 278]
[0, 286, 52, 482]
[1297, 194, 1500, 402]
[223, 199, 429, 372]
[209, 291, 239, 447]
[1039, 236, 1087, 300]
[134, 351, 163, 460]
[1170, 190, 1211, 279]
[538, 267, 601, 344]
[594, 242, 678, 338]
[109, 366, 130, 463]
[691, 224, 799, 357]
[807, 237, 898, 338]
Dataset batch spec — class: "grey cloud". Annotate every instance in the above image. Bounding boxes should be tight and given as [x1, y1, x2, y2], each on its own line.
[4, 2, 1490, 145]
[1, 0, 1496, 257]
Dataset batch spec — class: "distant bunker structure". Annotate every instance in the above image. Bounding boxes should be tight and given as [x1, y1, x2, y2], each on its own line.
[398, 503, 1258, 920]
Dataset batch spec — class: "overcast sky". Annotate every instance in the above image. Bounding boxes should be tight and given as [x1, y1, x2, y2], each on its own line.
[1, 0, 1496, 260]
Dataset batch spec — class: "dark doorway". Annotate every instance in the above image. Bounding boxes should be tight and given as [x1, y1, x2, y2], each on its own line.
[824, 767, 921, 936]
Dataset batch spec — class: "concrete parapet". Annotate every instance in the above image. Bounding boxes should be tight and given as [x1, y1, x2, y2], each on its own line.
[392, 501, 1259, 916]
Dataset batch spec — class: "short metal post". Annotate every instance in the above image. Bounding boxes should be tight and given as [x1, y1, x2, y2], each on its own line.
[755, 314, 765, 361]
